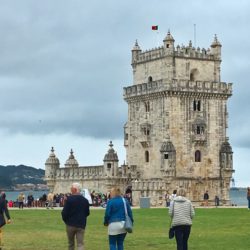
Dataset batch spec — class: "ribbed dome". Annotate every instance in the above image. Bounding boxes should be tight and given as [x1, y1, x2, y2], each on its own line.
[160, 141, 175, 152]
[163, 30, 175, 42]
[104, 141, 119, 162]
[132, 39, 141, 51]
[45, 147, 60, 165]
[194, 116, 206, 125]
[65, 149, 79, 168]
[211, 34, 221, 47]
[220, 139, 233, 153]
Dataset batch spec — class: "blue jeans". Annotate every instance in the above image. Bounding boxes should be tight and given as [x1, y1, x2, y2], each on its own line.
[109, 233, 126, 250]
[174, 225, 191, 250]
[248, 197, 250, 209]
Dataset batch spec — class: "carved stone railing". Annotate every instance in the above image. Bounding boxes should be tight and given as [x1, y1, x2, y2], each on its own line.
[55, 165, 104, 179]
[124, 80, 232, 100]
[135, 45, 216, 64]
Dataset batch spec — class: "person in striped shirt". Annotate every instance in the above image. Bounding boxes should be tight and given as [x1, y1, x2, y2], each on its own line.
[169, 188, 195, 250]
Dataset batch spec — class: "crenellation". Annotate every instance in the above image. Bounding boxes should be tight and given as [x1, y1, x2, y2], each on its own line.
[124, 79, 232, 100]
[134, 41, 217, 66]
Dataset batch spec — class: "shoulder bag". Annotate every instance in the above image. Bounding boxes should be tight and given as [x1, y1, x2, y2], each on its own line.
[122, 198, 133, 233]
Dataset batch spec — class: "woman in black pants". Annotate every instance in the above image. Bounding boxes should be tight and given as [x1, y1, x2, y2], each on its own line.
[169, 188, 195, 250]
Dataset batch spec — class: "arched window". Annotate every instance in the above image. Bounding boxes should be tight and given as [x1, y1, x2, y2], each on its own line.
[148, 76, 153, 82]
[145, 151, 149, 162]
[195, 150, 201, 162]
[107, 163, 112, 169]
[190, 73, 194, 81]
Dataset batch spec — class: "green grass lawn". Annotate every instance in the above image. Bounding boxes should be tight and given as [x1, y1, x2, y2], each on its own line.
[2, 208, 250, 250]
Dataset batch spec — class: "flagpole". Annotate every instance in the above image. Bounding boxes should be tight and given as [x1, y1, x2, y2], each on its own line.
[157, 30, 160, 47]
[194, 24, 196, 47]
[152, 25, 160, 47]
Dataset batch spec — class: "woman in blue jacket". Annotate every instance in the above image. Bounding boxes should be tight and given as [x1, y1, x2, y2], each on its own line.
[104, 187, 133, 250]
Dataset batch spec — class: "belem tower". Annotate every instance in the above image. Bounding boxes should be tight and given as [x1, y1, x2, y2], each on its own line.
[45, 31, 234, 206]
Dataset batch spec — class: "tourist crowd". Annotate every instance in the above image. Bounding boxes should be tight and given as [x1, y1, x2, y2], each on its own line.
[7, 190, 133, 209]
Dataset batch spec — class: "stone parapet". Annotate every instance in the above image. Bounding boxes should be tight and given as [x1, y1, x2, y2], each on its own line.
[55, 165, 104, 180]
[134, 45, 216, 65]
[124, 79, 232, 100]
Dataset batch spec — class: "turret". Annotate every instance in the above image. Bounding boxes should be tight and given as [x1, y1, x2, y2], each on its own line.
[163, 30, 175, 54]
[220, 138, 233, 170]
[65, 149, 79, 168]
[160, 136, 176, 177]
[45, 147, 60, 191]
[131, 40, 141, 65]
[210, 34, 222, 60]
[103, 141, 119, 177]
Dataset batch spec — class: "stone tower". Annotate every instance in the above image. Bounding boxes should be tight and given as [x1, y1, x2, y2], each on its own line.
[123, 32, 234, 205]
[45, 147, 60, 191]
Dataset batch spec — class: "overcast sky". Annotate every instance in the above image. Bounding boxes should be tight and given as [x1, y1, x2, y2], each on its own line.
[0, 0, 249, 187]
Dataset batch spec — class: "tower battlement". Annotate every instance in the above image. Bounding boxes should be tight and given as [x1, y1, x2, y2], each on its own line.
[124, 79, 232, 100]
[132, 33, 221, 67]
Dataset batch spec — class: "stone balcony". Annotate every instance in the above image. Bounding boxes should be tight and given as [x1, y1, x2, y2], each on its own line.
[123, 79, 232, 101]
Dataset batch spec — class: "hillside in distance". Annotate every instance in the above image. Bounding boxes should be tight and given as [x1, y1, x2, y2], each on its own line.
[0, 165, 46, 190]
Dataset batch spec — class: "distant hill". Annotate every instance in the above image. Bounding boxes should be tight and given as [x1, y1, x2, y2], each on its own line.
[0, 165, 45, 190]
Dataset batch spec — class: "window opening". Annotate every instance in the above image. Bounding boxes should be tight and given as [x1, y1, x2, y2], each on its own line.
[145, 101, 150, 112]
[145, 151, 149, 162]
[193, 100, 201, 111]
[125, 133, 128, 140]
[195, 150, 201, 162]
[148, 76, 153, 82]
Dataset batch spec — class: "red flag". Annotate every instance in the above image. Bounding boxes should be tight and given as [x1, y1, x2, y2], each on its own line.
[152, 25, 158, 30]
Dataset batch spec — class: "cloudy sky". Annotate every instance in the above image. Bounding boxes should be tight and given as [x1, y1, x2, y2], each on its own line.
[0, 0, 249, 187]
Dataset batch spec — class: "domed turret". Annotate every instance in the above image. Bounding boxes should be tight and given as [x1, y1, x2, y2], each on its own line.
[160, 137, 176, 176]
[220, 138, 233, 154]
[104, 141, 119, 162]
[103, 141, 119, 177]
[210, 34, 221, 60]
[163, 30, 175, 43]
[160, 140, 175, 152]
[211, 34, 221, 48]
[45, 147, 60, 166]
[163, 30, 175, 52]
[220, 138, 233, 169]
[131, 39, 141, 65]
[45, 147, 60, 192]
[65, 149, 79, 168]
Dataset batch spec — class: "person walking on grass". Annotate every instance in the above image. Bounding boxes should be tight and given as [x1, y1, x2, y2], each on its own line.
[0, 192, 11, 250]
[47, 192, 54, 209]
[104, 187, 134, 250]
[18, 192, 25, 209]
[247, 187, 250, 210]
[62, 183, 90, 250]
[203, 190, 209, 206]
[169, 188, 195, 250]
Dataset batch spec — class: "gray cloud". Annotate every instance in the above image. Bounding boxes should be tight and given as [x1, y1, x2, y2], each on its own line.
[0, 0, 249, 148]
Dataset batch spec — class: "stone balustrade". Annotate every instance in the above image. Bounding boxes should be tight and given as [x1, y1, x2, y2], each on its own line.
[135, 45, 215, 64]
[124, 79, 232, 99]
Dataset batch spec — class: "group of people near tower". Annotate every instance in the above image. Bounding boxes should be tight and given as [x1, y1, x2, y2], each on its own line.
[61, 183, 195, 250]
[0, 184, 197, 250]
